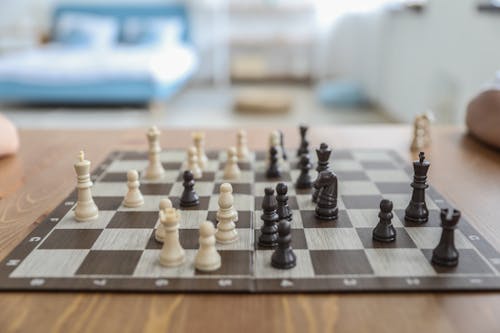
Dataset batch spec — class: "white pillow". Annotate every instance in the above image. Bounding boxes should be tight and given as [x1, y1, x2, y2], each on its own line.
[122, 17, 183, 45]
[55, 13, 119, 48]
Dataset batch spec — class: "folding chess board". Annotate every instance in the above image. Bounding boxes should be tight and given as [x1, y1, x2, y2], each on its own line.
[1, 149, 499, 293]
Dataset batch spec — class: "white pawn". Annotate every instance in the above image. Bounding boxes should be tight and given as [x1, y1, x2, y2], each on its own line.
[123, 170, 144, 208]
[194, 221, 221, 272]
[215, 183, 238, 244]
[192, 132, 208, 170]
[236, 129, 250, 161]
[159, 208, 185, 267]
[187, 146, 202, 179]
[155, 198, 173, 242]
[268, 130, 284, 166]
[223, 147, 240, 179]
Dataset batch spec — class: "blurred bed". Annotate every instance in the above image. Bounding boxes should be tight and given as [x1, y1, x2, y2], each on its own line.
[0, 4, 198, 104]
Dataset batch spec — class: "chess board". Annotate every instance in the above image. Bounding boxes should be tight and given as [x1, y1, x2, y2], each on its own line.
[1, 149, 499, 293]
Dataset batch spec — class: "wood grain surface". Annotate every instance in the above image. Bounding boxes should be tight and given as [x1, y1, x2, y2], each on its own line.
[0, 125, 499, 333]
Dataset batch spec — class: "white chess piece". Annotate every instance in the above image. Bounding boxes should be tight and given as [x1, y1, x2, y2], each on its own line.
[215, 183, 238, 244]
[194, 221, 221, 272]
[236, 129, 250, 161]
[187, 146, 202, 179]
[144, 126, 165, 180]
[192, 132, 208, 170]
[268, 130, 284, 166]
[155, 198, 173, 242]
[159, 208, 185, 267]
[123, 170, 144, 208]
[223, 147, 240, 179]
[74, 151, 98, 222]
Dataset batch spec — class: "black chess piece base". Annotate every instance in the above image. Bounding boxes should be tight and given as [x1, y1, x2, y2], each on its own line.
[258, 232, 278, 248]
[315, 206, 338, 221]
[431, 253, 459, 267]
[405, 201, 429, 224]
[372, 225, 396, 242]
[271, 249, 296, 269]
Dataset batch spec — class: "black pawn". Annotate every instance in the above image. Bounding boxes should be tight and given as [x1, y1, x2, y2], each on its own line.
[432, 208, 460, 267]
[405, 152, 430, 224]
[295, 154, 313, 189]
[372, 199, 396, 242]
[271, 219, 296, 269]
[276, 183, 292, 221]
[312, 143, 332, 203]
[297, 125, 309, 157]
[180, 170, 199, 207]
[266, 146, 281, 179]
[258, 188, 279, 247]
[279, 130, 287, 161]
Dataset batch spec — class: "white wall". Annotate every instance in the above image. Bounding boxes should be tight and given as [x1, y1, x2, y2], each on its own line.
[342, 0, 500, 124]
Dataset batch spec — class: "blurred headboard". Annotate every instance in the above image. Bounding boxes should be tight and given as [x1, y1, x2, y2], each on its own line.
[52, 3, 191, 43]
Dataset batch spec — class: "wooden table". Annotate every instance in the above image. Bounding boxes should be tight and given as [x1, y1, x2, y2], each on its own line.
[0, 126, 499, 333]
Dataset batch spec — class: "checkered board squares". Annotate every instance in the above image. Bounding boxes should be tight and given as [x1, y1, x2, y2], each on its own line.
[1, 149, 499, 293]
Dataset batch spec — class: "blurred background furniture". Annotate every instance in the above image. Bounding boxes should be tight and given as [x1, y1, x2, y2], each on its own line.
[0, 3, 198, 105]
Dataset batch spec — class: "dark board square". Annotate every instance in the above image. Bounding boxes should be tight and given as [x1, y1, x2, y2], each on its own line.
[176, 172, 215, 182]
[335, 171, 369, 181]
[212, 183, 252, 195]
[254, 229, 307, 249]
[395, 209, 442, 228]
[178, 229, 201, 249]
[108, 211, 159, 228]
[76, 250, 142, 275]
[254, 151, 267, 161]
[195, 250, 252, 276]
[356, 227, 417, 249]
[360, 161, 396, 169]
[342, 195, 383, 209]
[121, 151, 147, 160]
[207, 211, 252, 228]
[39, 229, 102, 249]
[100, 172, 128, 182]
[146, 232, 163, 249]
[310, 250, 374, 275]
[162, 162, 182, 170]
[254, 196, 298, 211]
[375, 182, 410, 194]
[140, 183, 172, 195]
[254, 172, 291, 182]
[93, 197, 123, 211]
[301, 210, 352, 228]
[206, 151, 219, 159]
[422, 249, 494, 275]
[170, 196, 210, 211]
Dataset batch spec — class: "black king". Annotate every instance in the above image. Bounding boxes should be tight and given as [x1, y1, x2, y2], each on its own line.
[404, 152, 430, 224]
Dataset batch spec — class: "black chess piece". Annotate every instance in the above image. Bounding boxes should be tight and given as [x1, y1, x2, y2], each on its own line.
[405, 152, 430, 224]
[372, 199, 396, 242]
[297, 125, 309, 157]
[258, 187, 279, 247]
[276, 183, 292, 221]
[271, 219, 297, 269]
[432, 208, 461, 267]
[295, 154, 313, 189]
[266, 146, 281, 179]
[180, 170, 199, 207]
[312, 143, 332, 203]
[279, 130, 287, 161]
[314, 170, 338, 221]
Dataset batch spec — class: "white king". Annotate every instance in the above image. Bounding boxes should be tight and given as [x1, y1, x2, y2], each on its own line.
[74, 151, 99, 222]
